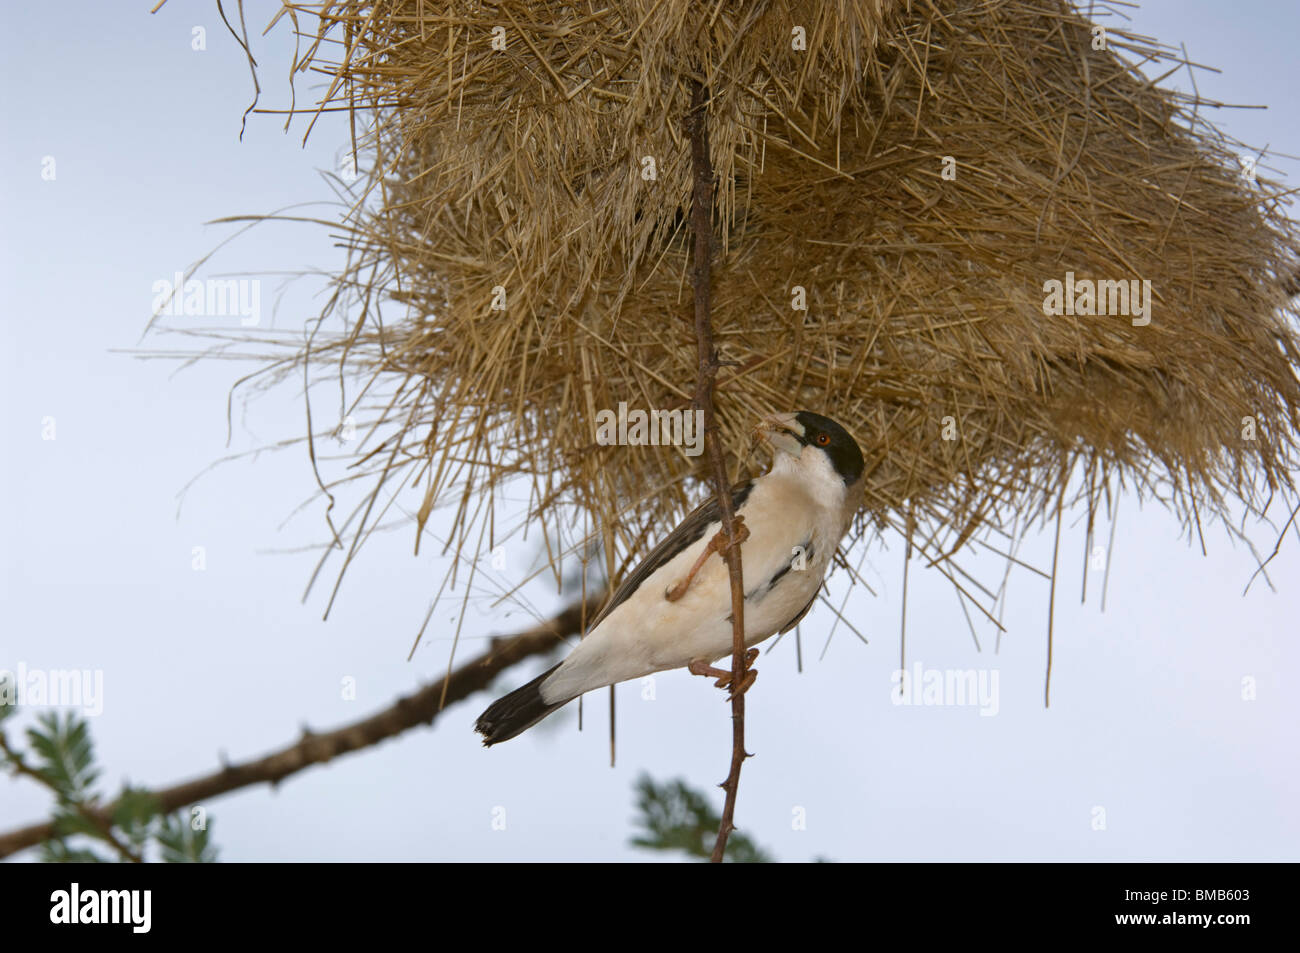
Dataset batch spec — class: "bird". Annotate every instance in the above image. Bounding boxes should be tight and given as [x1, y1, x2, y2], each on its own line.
[474, 410, 866, 745]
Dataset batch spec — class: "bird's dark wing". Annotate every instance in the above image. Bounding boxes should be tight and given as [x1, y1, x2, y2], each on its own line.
[587, 480, 755, 631]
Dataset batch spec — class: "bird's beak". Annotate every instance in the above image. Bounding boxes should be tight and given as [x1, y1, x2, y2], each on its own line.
[754, 412, 804, 459]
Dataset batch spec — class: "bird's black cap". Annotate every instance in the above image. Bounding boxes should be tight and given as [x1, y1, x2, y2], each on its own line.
[794, 411, 865, 485]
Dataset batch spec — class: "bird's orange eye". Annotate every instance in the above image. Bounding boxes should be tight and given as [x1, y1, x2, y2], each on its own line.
[816, 433, 831, 446]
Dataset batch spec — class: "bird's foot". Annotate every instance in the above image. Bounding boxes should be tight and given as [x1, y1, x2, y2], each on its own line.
[687, 660, 734, 688]
[727, 669, 758, 701]
[726, 648, 760, 700]
[663, 575, 694, 603]
[688, 648, 759, 694]
[721, 516, 750, 552]
[663, 517, 749, 603]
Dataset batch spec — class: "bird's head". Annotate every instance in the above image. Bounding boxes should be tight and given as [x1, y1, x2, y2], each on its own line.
[754, 411, 865, 487]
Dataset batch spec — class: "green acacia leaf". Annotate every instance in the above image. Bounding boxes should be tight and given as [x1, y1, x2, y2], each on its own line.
[26, 712, 100, 801]
[630, 774, 772, 863]
[0, 675, 17, 722]
[113, 786, 162, 836]
[158, 813, 219, 863]
[41, 838, 109, 864]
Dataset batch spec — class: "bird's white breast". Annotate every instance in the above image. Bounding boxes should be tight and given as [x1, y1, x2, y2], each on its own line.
[540, 455, 853, 704]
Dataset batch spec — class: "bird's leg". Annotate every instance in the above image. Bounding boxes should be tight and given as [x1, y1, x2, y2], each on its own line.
[688, 649, 760, 693]
[663, 542, 716, 602]
[663, 516, 749, 602]
[727, 665, 758, 701]
[688, 659, 734, 688]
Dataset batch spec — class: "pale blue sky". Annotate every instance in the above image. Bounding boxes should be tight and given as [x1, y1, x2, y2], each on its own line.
[2, 1, 1297, 861]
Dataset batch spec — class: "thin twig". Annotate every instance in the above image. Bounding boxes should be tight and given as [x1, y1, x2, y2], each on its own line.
[685, 78, 751, 865]
[0, 595, 601, 860]
[1045, 478, 1066, 708]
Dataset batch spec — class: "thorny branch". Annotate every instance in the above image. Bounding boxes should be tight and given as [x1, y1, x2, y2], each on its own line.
[0, 594, 601, 860]
[685, 78, 754, 864]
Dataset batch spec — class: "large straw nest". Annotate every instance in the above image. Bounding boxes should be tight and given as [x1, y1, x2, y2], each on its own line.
[252, 0, 1300, 615]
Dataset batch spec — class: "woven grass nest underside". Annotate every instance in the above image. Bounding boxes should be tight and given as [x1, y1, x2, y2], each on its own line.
[256, 0, 1299, 609]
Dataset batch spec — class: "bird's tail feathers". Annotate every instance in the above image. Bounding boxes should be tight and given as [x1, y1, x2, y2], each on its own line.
[475, 663, 570, 746]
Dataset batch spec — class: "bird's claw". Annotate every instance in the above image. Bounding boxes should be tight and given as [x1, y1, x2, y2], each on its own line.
[689, 648, 759, 697]
[726, 668, 758, 701]
[688, 660, 733, 685]
[722, 516, 750, 551]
